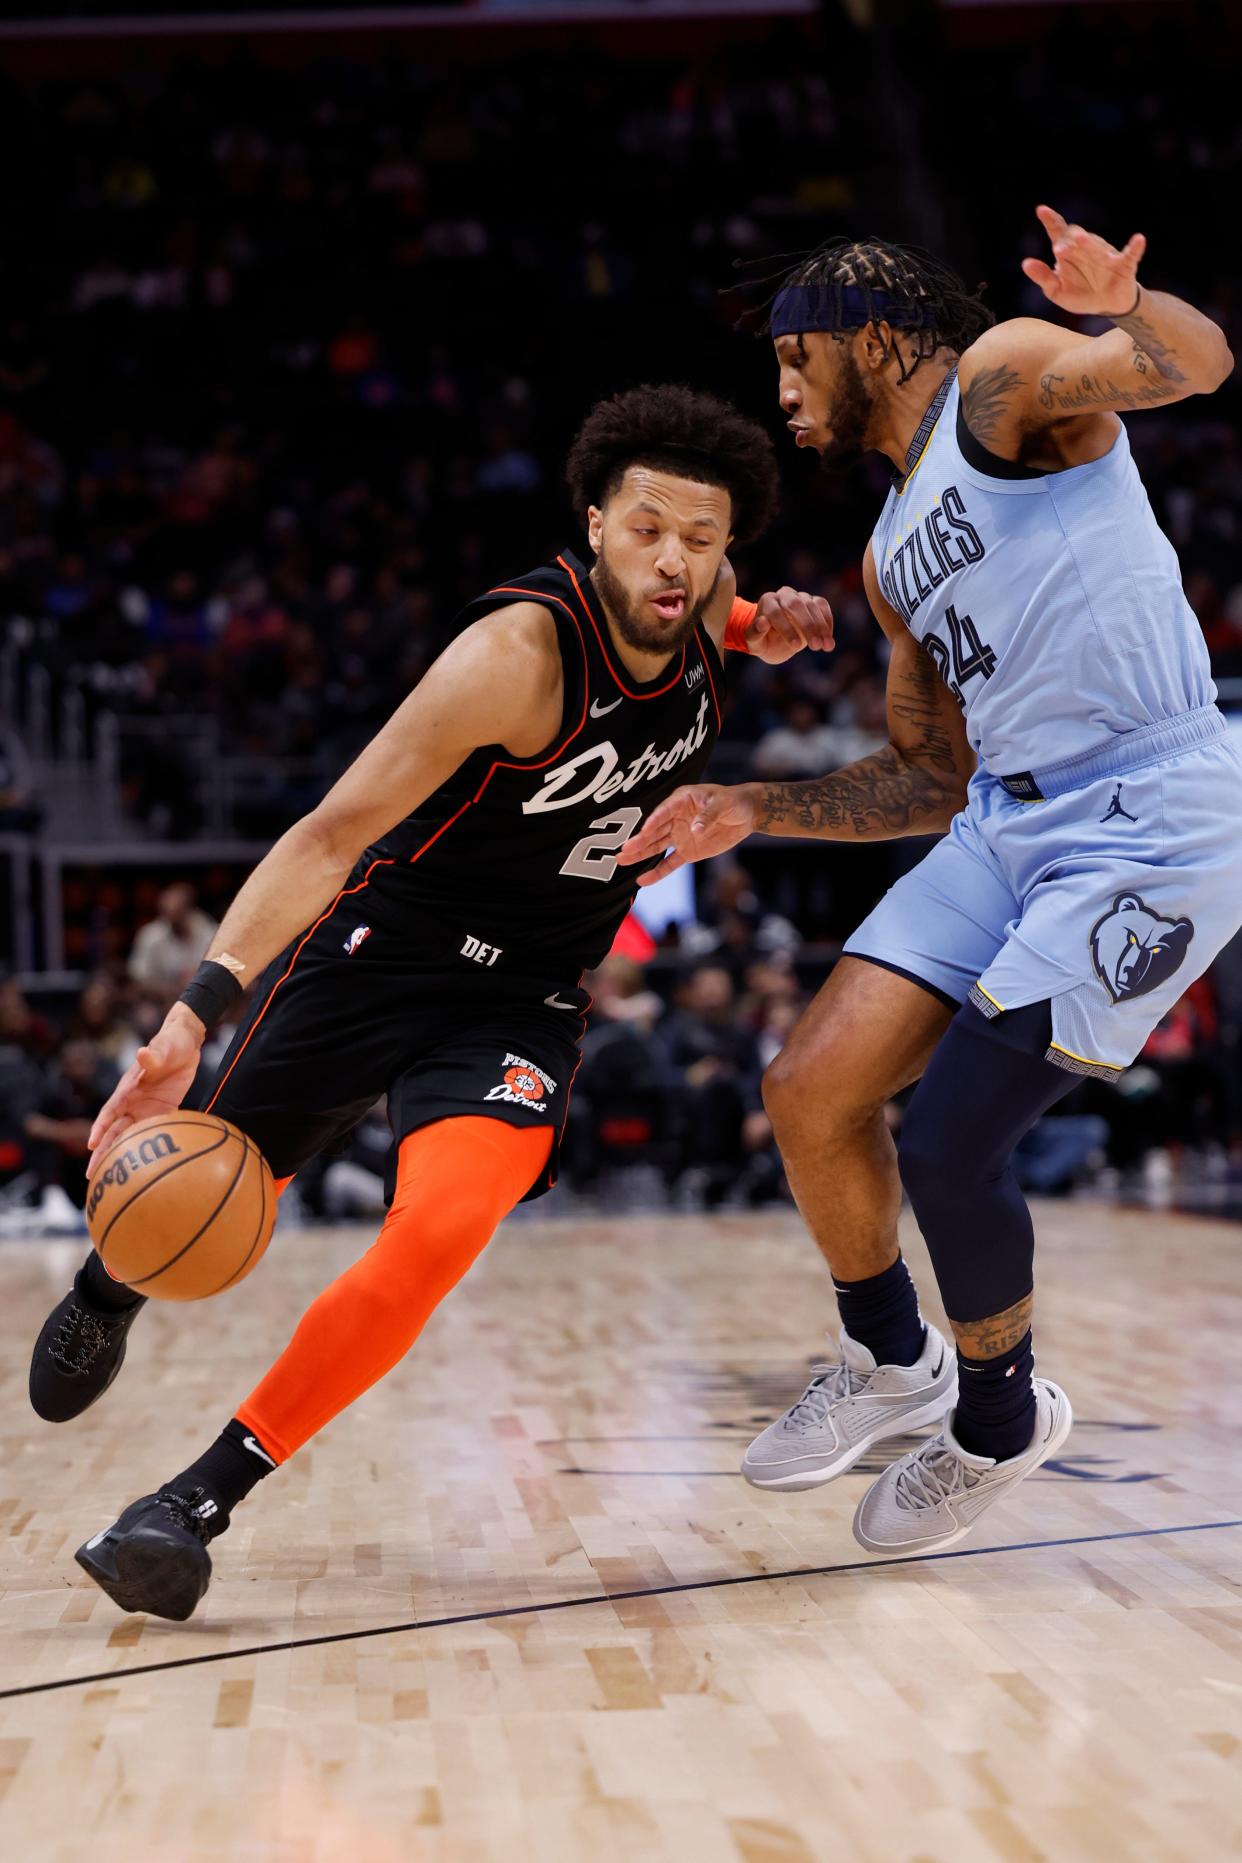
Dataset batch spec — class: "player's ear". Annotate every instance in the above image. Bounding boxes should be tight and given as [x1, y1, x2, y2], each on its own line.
[862, 320, 892, 371]
[586, 504, 604, 553]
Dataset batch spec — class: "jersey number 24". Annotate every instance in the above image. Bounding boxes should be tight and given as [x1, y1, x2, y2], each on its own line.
[923, 604, 996, 708]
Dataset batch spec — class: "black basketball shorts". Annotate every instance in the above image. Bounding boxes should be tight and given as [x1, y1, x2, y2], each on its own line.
[192, 883, 589, 1202]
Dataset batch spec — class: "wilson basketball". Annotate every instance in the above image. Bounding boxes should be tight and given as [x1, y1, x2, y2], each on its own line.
[85, 1112, 275, 1302]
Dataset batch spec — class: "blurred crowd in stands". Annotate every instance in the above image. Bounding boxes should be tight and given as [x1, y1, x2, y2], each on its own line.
[5, 861, 1242, 1233]
[2, 6, 1241, 1212]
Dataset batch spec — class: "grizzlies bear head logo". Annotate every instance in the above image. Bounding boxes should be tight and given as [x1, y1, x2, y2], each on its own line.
[1090, 892, 1194, 1005]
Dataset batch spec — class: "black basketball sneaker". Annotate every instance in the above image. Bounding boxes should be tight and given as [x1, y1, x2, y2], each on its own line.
[29, 1262, 144, 1422]
[75, 1487, 222, 1620]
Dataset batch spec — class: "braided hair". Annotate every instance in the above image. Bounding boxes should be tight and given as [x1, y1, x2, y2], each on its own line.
[763, 237, 994, 382]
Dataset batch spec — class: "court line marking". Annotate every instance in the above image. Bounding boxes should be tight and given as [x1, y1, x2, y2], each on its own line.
[4, 1516, 1240, 1703]
[557, 1473, 1160, 1484]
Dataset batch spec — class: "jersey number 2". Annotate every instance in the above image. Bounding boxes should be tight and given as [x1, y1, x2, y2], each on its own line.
[560, 807, 644, 883]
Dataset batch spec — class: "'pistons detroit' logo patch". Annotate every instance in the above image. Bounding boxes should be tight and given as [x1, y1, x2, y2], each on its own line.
[1089, 892, 1194, 1005]
[484, 1052, 557, 1112]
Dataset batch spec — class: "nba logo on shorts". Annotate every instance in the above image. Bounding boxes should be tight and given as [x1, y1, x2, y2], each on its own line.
[343, 924, 372, 956]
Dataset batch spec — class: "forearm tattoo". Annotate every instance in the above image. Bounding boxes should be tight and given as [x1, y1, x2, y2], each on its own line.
[1038, 301, 1191, 413]
[1111, 307, 1188, 384]
[753, 746, 965, 841]
[752, 640, 969, 841]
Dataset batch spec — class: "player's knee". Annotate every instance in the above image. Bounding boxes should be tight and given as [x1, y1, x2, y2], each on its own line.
[762, 1040, 882, 1140]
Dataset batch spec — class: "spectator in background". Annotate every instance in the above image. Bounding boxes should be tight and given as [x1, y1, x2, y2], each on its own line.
[686, 864, 799, 971]
[659, 963, 776, 1206]
[0, 975, 54, 1192]
[128, 884, 218, 996]
[23, 1037, 118, 1217]
[70, 974, 136, 1068]
[588, 954, 664, 1032]
[756, 996, 802, 1075]
[1136, 982, 1229, 1159]
[562, 956, 678, 1194]
[752, 696, 841, 778]
[0, 974, 55, 1063]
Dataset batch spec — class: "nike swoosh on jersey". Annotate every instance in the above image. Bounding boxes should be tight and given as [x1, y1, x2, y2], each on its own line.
[544, 993, 579, 1011]
[590, 696, 623, 717]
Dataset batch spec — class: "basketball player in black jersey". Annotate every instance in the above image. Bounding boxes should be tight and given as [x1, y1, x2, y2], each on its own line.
[30, 384, 833, 1621]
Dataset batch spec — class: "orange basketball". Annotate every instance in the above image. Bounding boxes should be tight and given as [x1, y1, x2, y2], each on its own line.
[85, 1111, 275, 1301]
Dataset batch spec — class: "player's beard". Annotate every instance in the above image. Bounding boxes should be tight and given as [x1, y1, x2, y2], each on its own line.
[592, 548, 719, 656]
[818, 344, 872, 470]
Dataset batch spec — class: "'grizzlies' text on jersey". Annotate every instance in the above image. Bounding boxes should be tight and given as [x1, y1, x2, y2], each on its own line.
[869, 372, 1216, 775]
[357, 551, 724, 972]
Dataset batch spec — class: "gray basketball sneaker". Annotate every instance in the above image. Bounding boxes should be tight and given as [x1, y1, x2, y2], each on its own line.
[853, 1377, 1073, 1555]
[740, 1322, 957, 1491]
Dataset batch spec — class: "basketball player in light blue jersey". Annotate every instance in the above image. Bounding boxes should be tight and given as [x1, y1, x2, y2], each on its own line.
[620, 207, 1238, 1553]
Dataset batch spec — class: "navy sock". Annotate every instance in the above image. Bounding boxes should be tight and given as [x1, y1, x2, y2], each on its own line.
[832, 1255, 924, 1367]
[80, 1249, 146, 1315]
[953, 1329, 1036, 1462]
[168, 1418, 278, 1529]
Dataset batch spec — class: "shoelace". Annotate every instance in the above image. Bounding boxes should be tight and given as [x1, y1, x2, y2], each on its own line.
[50, 1303, 116, 1374]
[153, 1487, 215, 1543]
[895, 1441, 982, 1512]
[786, 1358, 867, 1428]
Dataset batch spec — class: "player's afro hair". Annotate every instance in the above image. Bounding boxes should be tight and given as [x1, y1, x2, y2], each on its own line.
[566, 383, 779, 547]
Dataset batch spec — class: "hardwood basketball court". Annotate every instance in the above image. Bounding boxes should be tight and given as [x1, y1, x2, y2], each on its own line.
[3, 1201, 1241, 1861]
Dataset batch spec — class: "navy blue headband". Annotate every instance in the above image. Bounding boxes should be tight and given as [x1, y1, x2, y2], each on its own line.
[769, 282, 938, 337]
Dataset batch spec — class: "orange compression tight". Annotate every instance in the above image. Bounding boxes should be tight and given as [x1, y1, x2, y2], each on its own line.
[235, 1117, 552, 1463]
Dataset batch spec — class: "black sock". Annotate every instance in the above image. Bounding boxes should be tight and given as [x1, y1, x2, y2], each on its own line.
[80, 1249, 146, 1315]
[167, 1418, 278, 1530]
[953, 1330, 1037, 1462]
[832, 1255, 924, 1367]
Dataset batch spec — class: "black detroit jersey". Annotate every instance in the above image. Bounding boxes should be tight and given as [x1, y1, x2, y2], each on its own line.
[362, 551, 725, 972]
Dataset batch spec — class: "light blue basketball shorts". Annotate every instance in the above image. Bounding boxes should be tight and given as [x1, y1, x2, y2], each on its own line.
[843, 707, 1242, 1081]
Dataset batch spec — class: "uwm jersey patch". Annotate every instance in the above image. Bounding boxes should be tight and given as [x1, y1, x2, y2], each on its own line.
[364, 551, 724, 971]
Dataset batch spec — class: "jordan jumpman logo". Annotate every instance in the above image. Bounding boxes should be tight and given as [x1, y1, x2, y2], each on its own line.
[1099, 783, 1138, 824]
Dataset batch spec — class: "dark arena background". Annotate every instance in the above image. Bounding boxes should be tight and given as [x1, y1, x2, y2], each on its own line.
[2, 3, 1242, 1858]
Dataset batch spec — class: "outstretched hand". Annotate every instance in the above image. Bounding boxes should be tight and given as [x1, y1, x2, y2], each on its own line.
[617, 783, 758, 885]
[1021, 204, 1145, 318]
[746, 588, 834, 665]
[86, 1005, 206, 1178]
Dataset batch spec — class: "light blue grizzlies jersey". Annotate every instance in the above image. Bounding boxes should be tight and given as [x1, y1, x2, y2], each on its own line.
[869, 372, 1216, 775]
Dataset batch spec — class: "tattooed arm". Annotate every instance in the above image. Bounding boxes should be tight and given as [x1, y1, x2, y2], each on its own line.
[749, 549, 972, 840]
[616, 550, 973, 881]
[958, 204, 1232, 469]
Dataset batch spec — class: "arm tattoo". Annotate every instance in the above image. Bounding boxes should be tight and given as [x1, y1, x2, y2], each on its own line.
[1038, 368, 1173, 413]
[960, 364, 1024, 443]
[949, 1293, 1033, 1359]
[1111, 307, 1188, 385]
[754, 746, 963, 840]
[887, 638, 960, 777]
[753, 648, 968, 840]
